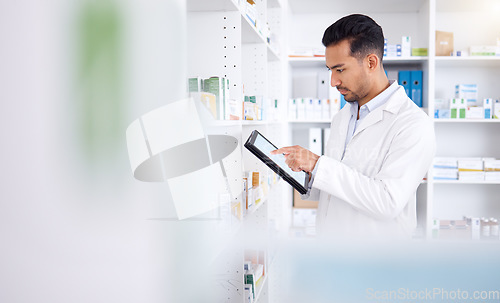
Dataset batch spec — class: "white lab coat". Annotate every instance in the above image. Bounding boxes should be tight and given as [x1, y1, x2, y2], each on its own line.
[303, 86, 435, 240]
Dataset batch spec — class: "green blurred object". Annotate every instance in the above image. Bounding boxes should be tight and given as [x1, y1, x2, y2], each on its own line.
[411, 48, 428, 56]
[77, 0, 123, 164]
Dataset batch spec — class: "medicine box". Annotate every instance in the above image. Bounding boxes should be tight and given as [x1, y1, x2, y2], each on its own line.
[434, 109, 451, 119]
[450, 98, 466, 119]
[297, 98, 306, 120]
[305, 98, 314, 120]
[455, 84, 478, 103]
[458, 158, 483, 171]
[484, 159, 500, 171]
[485, 172, 500, 181]
[401, 36, 411, 57]
[471, 218, 481, 240]
[434, 98, 449, 110]
[466, 106, 483, 119]
[411, 48, 428, 56]
[483, 98, 493, 119]
[288, 99, 297, 120]
[433, 157, 458, 169]
[470, 45, 497, 56]
[313, 99, 322, 120]
[433, 168, 458, 180]
[321, 99, 330, 120]
[493, 100, 500, 119]
[459, 171, 484, 181]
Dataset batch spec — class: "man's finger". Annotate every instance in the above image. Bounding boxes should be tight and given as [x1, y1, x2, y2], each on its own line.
[270, 146, 294, 155]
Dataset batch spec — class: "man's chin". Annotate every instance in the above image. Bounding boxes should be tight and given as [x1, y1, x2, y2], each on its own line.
[343, 95, 356, 103]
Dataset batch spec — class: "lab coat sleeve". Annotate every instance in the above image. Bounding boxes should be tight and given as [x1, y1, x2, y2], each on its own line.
[300, 157, 322, 201]
[312, 119, 435, 220]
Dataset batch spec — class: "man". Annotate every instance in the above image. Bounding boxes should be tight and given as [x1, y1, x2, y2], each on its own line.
[271, 14, 435, 239]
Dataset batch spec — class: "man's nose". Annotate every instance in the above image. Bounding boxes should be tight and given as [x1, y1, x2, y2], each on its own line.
[330, 74, 341, 87]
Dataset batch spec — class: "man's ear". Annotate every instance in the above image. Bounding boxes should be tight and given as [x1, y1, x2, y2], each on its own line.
[366, 53, 379, 71]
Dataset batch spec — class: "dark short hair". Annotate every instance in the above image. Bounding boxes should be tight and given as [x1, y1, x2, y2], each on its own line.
[322, 14, 384, 61]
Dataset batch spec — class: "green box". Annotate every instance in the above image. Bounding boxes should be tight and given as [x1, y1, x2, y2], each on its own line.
[411, 48, 428, 56]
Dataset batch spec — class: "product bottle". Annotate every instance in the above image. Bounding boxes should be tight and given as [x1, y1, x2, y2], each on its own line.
[481, 218, 490, 239]
[489, 218, 499, 240]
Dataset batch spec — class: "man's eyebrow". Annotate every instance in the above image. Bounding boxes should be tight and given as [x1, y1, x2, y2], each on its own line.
[326, 63, 345, 70]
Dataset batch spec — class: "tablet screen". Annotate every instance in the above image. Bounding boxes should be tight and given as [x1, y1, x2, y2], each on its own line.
[253, 133, 308, 188]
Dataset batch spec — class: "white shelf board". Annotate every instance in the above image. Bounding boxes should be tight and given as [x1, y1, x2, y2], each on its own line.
[288, 56, 428, 68]
[245, 197, 267, 217]
[241, 14, 265, 44]
[206, 120, 287, 127]
[241, 120, 272, 126]
[267, 46, 280, 61]
[288, 0, 426, 14]
[434, 119, 500, 123]
[433, 180, 500, 185]
[241, 14, 281, 61]
[383, 56, 428, 64]
[435, 56, 500, 68]
[209, 120, 245, 127]
[288, 119, 331, 124]
[288, 57, 326, 68]
[254, 274, 268, 302]
[187, 0, 238, 12]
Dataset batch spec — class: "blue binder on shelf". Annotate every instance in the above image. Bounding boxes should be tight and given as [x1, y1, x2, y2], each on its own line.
[398, 70, 411, 97]
[411, 70, 423, 107]
[340, 94, 347, 109]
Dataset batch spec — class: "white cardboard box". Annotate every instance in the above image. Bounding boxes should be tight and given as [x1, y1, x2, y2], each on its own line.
[433, 157, 458, 169]
[458, 158, 483, 171]
[433, 168, 458, 180]
[459, 171, 484, 181]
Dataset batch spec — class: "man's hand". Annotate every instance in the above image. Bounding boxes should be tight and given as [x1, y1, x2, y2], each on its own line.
[270, 145, 320, 173]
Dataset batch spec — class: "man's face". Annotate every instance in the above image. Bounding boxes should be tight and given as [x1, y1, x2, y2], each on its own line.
[325, 39, 370, 103]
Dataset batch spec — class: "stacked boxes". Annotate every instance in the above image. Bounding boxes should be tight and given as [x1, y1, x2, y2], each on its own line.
[455, 84, 478, 104]
[433, 157, 458, 180]
[288, 97, 338, 121]
[458, 158, 484, 181]
[433, 217, 500, 241]
[434, 98, 450, 119]
[433, 157, 500, 181]
[484, 159, 500, 181]
[450, 98, 467, 119]
[434, 84, 499, 120]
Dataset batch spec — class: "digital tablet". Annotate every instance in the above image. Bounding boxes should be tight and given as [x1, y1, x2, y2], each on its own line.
[244, 130, 309, 194]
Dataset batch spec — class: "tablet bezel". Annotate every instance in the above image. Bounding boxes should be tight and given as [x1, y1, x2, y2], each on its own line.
[244, 130, 309, 194]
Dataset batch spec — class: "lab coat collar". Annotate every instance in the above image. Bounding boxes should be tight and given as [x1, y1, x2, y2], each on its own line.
[352, 85, 407, 138]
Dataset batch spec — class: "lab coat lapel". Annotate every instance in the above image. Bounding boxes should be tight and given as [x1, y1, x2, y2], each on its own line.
[330, 106, 351, 160]
[352, 109, 383, 138]
[351, 87, 405, 139]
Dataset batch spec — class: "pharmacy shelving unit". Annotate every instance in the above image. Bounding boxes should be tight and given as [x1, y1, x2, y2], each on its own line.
[286, 0, 500, 239]
[429, 0, 500, 239]
[187, 0, 290, 302]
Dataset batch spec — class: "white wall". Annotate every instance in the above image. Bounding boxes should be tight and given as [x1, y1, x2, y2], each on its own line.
[289, 12, 428, 54]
